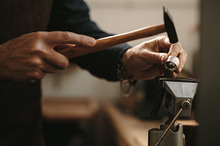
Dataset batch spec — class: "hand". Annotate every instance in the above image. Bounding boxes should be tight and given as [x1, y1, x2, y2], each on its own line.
[0, 31, 96, 82]
[121, 36, 187, 80]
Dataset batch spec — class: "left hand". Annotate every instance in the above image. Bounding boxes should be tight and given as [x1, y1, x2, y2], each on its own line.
[121, 36, 187, 80]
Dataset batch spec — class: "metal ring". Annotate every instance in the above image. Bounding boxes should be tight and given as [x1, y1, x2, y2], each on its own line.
[165, 56, 179, 71]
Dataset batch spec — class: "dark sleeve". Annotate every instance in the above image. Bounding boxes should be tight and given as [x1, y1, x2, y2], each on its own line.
[47, 0, 131, 81]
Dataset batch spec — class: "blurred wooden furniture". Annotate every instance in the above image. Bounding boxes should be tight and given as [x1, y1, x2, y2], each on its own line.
[41, 97, 98, 122]
[103, 103, 198, 146]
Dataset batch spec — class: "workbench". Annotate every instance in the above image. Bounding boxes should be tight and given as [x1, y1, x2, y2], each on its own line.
[41, 98, 198, 146]
[41, 97, 99, 146]
[41, 97, 98, 122]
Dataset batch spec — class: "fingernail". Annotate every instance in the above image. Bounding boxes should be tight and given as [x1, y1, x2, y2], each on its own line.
[87, 38, 96, 46]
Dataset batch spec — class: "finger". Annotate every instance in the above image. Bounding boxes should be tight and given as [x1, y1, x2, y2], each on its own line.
[176, 50, 187, 73]
[157, 36, 171, 52]
[173, 72, 178, 78]
[44, 50, 69, 69]
[167, 42, 182, 57]
[134, 65, 165, 80]
[144, 36, 170, 52]
[44, 31, 96, 46]
[143, 52, 168, 64]
[40, 60, 59, 73]
[26, 70, 46, 81]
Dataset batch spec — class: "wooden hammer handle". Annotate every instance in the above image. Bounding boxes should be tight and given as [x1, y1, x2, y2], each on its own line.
[57, 24, 165, 58]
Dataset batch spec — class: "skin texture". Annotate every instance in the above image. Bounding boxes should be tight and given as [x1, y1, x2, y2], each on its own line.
[121, 36, 187, 80]
[0, 31, 96, 82]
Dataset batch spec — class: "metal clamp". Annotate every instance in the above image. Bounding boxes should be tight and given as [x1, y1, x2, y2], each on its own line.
[154, 100, 191, 146]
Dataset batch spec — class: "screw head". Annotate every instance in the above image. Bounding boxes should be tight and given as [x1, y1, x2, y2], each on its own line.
[181, 100, 191, 110]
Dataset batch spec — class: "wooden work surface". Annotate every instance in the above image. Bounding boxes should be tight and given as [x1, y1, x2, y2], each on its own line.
[103, 103, 198, 146]
[41, 97, 98, 122]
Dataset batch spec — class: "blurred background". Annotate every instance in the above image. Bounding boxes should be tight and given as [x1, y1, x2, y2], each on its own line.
[42, 0, 199, 101]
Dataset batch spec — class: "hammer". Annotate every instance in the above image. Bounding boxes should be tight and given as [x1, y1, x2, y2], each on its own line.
[150, 7, 180, 116]
[57, 7, 178, 59]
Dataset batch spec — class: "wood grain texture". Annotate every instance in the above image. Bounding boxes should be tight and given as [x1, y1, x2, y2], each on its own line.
[57, 24, 165, 58]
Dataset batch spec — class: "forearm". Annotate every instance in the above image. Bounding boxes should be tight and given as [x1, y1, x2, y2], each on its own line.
[71, 44, 130, 81]
[48, 0, 131, 81]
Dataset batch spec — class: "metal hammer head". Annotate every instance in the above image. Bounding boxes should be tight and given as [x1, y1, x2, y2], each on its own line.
[163, 7, 179, 43]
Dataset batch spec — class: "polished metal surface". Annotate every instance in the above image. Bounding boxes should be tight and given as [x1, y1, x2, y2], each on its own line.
[165, 56, 179, 71]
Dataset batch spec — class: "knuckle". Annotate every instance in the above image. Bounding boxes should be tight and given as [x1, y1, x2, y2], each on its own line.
[32, 72, 40, 78]
[31, 71, 45, 79]
[31, 57, 43, 67]
[159, 35, 169, 44]
[76, 34, 89, 45]
[159, 54, 167, 62]
[62, 31, 72, 40]
[32, 43, 48, 56]
[30, 34, 48, 55]
[33, 31, 45, 39]
[25, 71, 41, 81]
[36, 48, 47, 56]
[78, 35, 87, 43]
[158, 35, 168, 41]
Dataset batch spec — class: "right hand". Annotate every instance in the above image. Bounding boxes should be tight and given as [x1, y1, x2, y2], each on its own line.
[121, 36, 187, 80]
[0, 31, 96, 82]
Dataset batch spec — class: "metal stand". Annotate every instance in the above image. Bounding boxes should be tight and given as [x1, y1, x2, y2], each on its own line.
[148, 78, 198, 146]
[149, 122, 184, 146]
[149, 100, 190, 146]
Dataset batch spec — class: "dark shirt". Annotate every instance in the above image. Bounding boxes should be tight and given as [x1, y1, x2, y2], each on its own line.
[0, 0, 130, 145]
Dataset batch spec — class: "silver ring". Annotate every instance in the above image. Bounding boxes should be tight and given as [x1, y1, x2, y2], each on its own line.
[165, 56, 179, 70]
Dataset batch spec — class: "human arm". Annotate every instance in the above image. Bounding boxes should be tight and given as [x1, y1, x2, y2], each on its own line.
[48, 0, 186, 81]
[0, 31, 96, 82]
[47, 0, 131, 81]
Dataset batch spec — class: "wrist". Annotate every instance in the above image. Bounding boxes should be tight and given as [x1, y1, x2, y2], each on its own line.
[121, 49, 132, 77]
[118, 49, 134, 80]
[117, 49, 136, 96]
